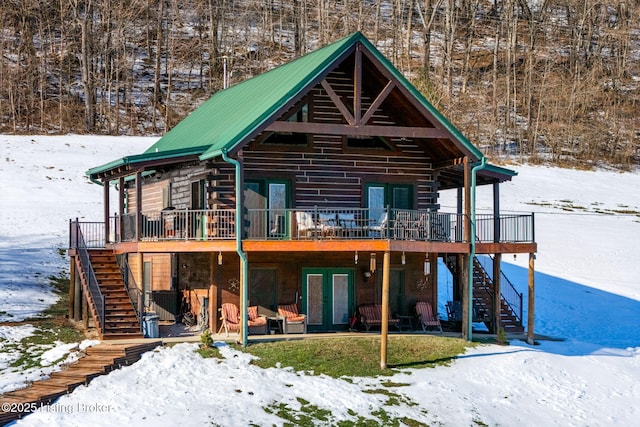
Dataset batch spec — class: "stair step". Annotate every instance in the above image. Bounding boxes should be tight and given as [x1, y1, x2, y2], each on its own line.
[80, 250, 142, 337]
[106, 309, 136, 315]
[104, 324, 142, 330]
[105, 313, 139, 319]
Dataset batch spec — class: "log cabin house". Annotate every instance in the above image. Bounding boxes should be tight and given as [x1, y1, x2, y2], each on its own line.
[68, 32, 537, 343]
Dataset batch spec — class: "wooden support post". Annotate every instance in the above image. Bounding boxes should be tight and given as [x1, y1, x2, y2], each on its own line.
[69, 257, 76, 320]
[135, 170, 142, 241]
[208, 252, 217, 333]
[493, 253, 502, 334]
[430, 252, 438, 310]
[454, 254, 463, 302]
[103, 178, 110, 245]
[119, 176, 125, 242]
[380, 250, 390, 370]
[208, 284, 216, 333]
[463, 157, 471, 242]
[461, 157, 471, 341]
[239, 254, 246, 345]
[493, 182, 501, 242]
[527, 253, 535, 344]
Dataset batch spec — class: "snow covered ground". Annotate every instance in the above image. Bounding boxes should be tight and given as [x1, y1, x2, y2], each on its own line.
[1, 135, 639, 426]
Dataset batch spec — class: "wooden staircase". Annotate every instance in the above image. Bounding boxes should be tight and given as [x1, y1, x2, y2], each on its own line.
[0, 341, 161, 425]
[77, 250, 143, 340]
[471, 258, 524, 333]
[445, 255, 524, 333]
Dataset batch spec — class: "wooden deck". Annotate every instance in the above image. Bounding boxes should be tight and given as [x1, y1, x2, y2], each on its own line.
[106, 238, 536, 255]
[0, 341, 160, 425]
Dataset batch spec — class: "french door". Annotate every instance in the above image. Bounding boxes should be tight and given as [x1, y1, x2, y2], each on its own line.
[303, 268, 354, 332]
[245, 180, 289, 238]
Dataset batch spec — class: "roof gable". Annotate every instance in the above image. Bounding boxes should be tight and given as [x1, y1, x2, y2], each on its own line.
[88, 31, 507, 183]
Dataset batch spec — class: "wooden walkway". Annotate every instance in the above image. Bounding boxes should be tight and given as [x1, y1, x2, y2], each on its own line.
[0, 340, 161, 426]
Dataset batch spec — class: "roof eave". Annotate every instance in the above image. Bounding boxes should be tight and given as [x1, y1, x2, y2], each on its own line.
[87, 146, 209, 179]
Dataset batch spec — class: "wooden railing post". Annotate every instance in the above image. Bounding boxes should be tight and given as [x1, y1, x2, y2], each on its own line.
[380, 250, 390, 370]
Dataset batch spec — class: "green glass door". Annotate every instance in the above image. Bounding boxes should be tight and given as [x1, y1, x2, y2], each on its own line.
[303, 268, 354, 332]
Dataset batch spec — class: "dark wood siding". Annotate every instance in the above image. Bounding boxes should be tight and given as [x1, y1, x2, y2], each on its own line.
[243, 70, 439, 210]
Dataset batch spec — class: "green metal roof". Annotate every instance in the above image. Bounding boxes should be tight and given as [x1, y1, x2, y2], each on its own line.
[87, 31, 502, 178]
[154, 32, 361, 161]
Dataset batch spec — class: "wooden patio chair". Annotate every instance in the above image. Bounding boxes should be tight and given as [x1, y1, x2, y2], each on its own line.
[277, 303, 307, 334]
[218, 302, 240, 336]
[416, 301, 443, 333]
[247, 305, 268, 335]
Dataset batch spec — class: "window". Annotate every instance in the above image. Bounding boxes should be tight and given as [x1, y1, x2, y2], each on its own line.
[260, 102, 310, 147]
[287, 103, 309, 123]
[191, 180, 206, 209]
[365, 183, 413, 211]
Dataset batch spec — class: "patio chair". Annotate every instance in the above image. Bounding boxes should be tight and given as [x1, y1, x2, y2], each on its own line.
[295, 211, 317, 238]
[367, 211, 388, 237]
[416, 301, 442, 332]
[446, 300, 487, 323]
[218, 303, 240, 336]
[247, 305, 267, 335]
[338, 212, 358, 236]
[277, 303, 307, 334]
[446, 300, 463, 321]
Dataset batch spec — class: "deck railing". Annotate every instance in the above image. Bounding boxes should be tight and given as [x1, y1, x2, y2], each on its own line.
[72, 220, 106, 248]
[476, 213, 535, 243]
[97, 208, 534, 244]
[69, 219, 105, 332]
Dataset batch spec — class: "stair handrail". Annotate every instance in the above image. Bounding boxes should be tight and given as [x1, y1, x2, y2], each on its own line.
[116, 255, 143, 330]
[470, 257, 495, 319]
[69, 219, 105, 332]
[486, 255, 523, 324]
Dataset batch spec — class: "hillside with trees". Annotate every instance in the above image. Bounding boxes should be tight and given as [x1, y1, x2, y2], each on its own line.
[1, 0, 638, 168]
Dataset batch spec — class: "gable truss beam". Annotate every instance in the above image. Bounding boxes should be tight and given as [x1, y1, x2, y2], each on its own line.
[266, 121, 448, 139]
[321, 79, 355, 125]
[361, 80, 395, 125]
[321, 45, 395, 127]
[354, 45, 362, 125]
